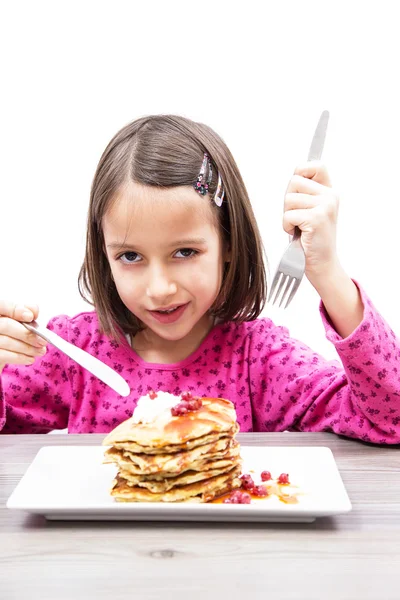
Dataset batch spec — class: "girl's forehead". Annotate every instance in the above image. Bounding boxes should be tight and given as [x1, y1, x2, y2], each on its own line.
[103, 182, 218, 239]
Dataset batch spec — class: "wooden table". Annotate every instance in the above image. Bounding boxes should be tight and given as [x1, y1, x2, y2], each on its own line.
[1, 433, 399, 600]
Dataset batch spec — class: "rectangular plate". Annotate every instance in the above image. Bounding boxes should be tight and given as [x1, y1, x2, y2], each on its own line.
[6, 446, 351, 522]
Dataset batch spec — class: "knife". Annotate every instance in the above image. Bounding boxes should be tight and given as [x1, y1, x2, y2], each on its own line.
[22, 321, 131, 397]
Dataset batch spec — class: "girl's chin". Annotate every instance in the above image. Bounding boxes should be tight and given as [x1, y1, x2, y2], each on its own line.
[143, 316, 205, 337]
[138, 307, 213, 333]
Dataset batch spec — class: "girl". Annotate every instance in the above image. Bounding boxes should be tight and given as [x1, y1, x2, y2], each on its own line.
[1, 115, 399, 443]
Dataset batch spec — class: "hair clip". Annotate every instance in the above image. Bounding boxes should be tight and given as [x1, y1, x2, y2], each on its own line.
[194, 153, 212, 196]
[194, 152, 225, 207]
[214, 173, 225, 207]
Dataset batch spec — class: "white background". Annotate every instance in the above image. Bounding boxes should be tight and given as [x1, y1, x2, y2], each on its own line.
[1, 0, 399, 361]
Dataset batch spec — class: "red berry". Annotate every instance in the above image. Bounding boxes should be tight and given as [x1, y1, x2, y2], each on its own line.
[181, 391, 192, 400]
[277, 473, 290, 485]
[240, 474, 255, 490]
[171, 397, 202, 416]
[240, 492, 251, 504]
[229, 491, 241, 504]
[148, 390, 158, 399]
[223, 490, 252, 504]
[186, 398, 202, 411]
[171, 403, 188, 416]
[261, 471, 272, 482]
[252, 485, 268, 497]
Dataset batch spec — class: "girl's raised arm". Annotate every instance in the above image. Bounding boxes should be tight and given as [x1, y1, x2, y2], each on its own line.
[283, 161, 364, 337]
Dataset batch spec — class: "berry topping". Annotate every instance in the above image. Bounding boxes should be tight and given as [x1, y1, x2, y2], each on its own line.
[223, 490, 251, 504]
[261, 471, 272, 482]
[277, 473, 290, 485]
[252, 485, 269, 497]
[240, 473, 255, 490]
[171, 397, 203, 416]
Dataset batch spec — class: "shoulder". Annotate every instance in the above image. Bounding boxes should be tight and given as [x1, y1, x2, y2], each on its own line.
[46, 311, 105, 343]
[200, 317, 292, 367]
[212, 317, 285, 346]
[45, 312, 131, 362]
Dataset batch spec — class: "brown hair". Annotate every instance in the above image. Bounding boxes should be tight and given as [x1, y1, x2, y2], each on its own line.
[78, 114, 268, 341]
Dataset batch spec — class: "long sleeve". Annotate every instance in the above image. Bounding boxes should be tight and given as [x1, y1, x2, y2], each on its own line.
[248, 283, 400, 444]
[0, 316, 72, 433]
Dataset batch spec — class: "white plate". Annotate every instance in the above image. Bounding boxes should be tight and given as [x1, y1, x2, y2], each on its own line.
[6, 446, 352, 522]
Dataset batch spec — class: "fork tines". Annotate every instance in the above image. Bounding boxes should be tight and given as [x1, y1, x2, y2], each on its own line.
[268, 271, 301, 309]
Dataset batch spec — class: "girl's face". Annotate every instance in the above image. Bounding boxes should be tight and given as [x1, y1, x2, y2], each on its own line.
[103, 182, 229, 349]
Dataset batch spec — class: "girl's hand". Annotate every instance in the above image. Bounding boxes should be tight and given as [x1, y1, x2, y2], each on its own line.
[0, 300, 47, 369]
[283, 161, 340, 283]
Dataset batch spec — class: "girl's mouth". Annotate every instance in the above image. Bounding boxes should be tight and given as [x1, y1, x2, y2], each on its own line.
[148, 303, 189, 324]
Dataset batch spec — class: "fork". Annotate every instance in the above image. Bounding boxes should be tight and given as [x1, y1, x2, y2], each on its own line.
[268, 110, 330, 309]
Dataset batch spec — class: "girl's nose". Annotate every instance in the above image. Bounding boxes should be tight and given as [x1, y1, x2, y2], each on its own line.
[145, 268, 177, 300]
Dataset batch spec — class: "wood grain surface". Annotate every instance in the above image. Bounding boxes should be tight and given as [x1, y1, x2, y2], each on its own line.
[1, 432, 399, 600]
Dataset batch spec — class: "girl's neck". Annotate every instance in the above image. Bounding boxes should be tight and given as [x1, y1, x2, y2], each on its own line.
[131, 313, 217, 365]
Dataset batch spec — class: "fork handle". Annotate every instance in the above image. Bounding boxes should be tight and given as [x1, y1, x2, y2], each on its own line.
[293, 225, 302, 241]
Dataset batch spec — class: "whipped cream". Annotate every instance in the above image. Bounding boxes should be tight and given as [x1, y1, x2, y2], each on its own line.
[132, 391, 181, 424]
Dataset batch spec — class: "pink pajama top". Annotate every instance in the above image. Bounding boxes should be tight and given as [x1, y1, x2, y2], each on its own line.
[1, 283, 400, 444]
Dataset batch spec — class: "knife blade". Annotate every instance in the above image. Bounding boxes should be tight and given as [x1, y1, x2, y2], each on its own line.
[23, 321, 130, 397]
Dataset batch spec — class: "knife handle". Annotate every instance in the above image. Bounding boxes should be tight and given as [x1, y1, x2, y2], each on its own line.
[22, 321, 52, 343]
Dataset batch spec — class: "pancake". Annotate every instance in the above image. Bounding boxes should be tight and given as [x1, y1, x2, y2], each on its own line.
[110, 466, 242, 503]
[102, 397, 237, 450]
[119, 463, 240, 493]
[104, 439, 240, 476]
[110, 426, 239, 455]
[102, 392, 243, 503]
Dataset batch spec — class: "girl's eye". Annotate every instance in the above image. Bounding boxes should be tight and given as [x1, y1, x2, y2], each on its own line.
[118, 251, 141, 264]
[117, 249, 198, 264]
[175, 248, 198, 259]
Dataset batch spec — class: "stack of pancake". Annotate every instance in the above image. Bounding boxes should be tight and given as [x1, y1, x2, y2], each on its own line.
[102, 396, 242, 502]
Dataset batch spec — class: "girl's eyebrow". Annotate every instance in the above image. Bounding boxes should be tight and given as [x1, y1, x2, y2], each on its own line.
[107, 237, 208, 250]
[168, 237, 208, 247]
